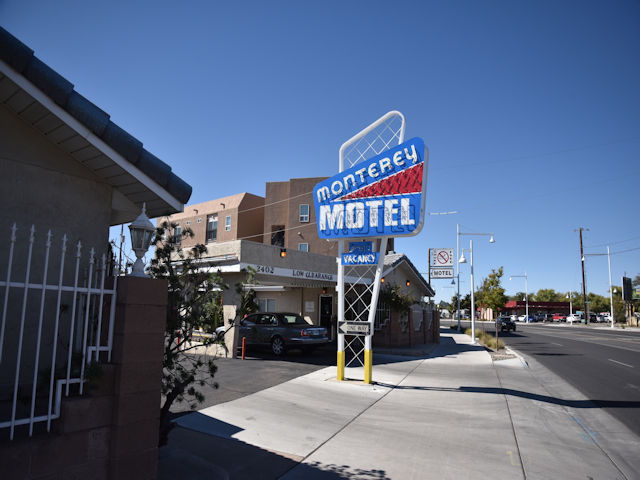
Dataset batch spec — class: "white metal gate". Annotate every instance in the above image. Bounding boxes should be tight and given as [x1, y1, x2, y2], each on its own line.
[0, 223, 117, 440]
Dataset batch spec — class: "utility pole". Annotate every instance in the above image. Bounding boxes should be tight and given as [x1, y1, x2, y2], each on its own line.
[576, 227, 589, 325]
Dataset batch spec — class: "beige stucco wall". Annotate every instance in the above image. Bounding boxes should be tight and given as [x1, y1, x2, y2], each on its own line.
[0, 105, 112, 268]
[0, 104, 113, 390]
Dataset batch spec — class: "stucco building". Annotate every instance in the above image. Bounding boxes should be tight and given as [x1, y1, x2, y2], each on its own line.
[163, 178, 434, 344]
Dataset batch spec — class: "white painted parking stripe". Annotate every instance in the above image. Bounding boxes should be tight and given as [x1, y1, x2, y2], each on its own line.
[551, 342, 563, 346]
[608, 359, 634, 368]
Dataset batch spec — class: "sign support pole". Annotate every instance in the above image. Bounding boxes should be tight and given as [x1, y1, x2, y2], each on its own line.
[337, 240, 345, 380]
[363, 237, 387, 384]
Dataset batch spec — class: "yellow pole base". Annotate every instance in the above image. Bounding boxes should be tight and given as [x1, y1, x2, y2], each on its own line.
[337, 351, 345, 381]
[364, 349, 373, 384]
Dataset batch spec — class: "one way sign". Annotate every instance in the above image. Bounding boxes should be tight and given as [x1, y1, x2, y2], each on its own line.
[339, 321, 371, 336]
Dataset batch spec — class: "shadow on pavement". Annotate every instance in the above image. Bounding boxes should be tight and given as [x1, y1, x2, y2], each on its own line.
[371, 383, 640, 409]
[159, 426, 391, 480]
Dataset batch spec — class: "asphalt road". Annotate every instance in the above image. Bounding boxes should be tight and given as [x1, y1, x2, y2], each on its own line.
[461, 321, 640, 437]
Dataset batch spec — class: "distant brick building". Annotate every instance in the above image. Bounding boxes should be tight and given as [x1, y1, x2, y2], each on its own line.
[159, 192, 264, 249]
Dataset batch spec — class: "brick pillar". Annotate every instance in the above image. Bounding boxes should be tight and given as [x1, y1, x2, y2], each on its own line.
[109, 277, 167, 480]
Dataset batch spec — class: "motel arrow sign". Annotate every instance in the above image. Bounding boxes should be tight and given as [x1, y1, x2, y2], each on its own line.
[314, 137, 428, 239]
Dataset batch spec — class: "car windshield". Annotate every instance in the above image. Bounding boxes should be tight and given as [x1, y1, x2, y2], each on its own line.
[281, 314, 307, 325]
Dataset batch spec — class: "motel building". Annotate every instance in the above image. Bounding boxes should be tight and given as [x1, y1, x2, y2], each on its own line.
[161, 177, 438, 345]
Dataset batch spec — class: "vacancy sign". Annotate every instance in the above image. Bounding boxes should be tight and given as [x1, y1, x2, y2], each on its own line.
[314, 138, 428, 239]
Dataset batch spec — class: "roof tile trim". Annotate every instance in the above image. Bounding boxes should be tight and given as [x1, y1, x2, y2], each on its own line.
[0, 26, 192, 205]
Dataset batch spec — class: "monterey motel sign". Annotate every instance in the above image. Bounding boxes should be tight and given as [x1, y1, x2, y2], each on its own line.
[314, 137, 428, 240]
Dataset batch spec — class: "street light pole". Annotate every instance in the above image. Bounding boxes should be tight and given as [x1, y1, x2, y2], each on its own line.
[567, 292, 572, 316]
[457, 224, 494, 338]
[582, 245, 615, 329]
[456, 224, 461, 330]
[510, 273, 528, 321]
[470, 240, 476, 343]
[607, 245, 614, 329]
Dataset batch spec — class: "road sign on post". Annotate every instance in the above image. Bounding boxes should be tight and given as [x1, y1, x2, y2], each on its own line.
[430, 248, 454, 267]
[339, 321, 371, 335]
[430, 268, 454, 279]
[429, 248, 454, 281]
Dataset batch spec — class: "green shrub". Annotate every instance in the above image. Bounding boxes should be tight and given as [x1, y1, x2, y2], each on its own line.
[464, 328, 504, 350]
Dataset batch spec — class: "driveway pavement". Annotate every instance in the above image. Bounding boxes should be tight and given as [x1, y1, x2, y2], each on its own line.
[159, 330, 640, 479]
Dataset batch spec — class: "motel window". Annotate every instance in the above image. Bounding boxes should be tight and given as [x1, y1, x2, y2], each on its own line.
[171, 225, 181, 245]
[225, 215, 231, 231]
[197, 218, 202, 224]
[299, 204, 309, 223]
[259, 298, 276, 312]
[186, 220, 191, 225]
[271, 225, 285, 247]
[206, 215, 218, 242]
[299, 243, 309, 252]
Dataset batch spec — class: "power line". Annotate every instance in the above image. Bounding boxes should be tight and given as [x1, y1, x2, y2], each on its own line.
[585, 234, 640, 249]
[431, 136, 640, 172]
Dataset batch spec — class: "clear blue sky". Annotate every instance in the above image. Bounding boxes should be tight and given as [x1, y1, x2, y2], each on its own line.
[3, 0, 639, 303]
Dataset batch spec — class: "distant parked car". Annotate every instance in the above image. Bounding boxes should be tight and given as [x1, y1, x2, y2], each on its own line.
[518, 315, 535, 323]
[238, 312, 329, 355]
[553, 313, 567, 322]
[566, 314, 580, 324]
[497, 316, 516, 332]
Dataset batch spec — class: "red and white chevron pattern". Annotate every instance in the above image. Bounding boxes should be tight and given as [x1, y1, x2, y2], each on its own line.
[338, 162, 423, 201]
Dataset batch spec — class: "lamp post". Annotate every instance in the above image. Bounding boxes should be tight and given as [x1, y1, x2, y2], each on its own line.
[458, 241, 477, 343]
[582, 245, 615, 329]
[567, 292, 573, 317]
[456, 224, 494, 332]
[510, 273, 528, 323]
[128, 203, 155, 277]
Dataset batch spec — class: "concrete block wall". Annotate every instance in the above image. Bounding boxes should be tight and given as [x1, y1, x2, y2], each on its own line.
[373, 306, 440, 347]
[0, 276, 168, 480]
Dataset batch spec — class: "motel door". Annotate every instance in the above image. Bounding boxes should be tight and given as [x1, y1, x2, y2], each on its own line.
[320, 295, 333, 340]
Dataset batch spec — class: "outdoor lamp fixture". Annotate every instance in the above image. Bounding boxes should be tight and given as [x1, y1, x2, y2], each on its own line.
[406, 280, 411, 287]
[128, 203, 155, 277]
[280, 248, 287, 258]
[322, 288, 327, 294]
[381, 277, 385, 283]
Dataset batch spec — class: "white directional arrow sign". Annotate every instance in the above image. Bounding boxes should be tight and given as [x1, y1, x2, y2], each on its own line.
[339, 321, 371, 336]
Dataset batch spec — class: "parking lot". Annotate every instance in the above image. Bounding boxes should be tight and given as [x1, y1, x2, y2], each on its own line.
[169, 344, 338, 417]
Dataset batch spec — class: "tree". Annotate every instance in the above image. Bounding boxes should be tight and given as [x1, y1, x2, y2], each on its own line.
[475, 267, 507, 319]
[534, 288, 562, 302]
[461, 293, 471, 311]
[509, 291, 527, 302]
[633, 275, 640, 287]
[150, 220, 229, 446]
[235, 266, 258, 318]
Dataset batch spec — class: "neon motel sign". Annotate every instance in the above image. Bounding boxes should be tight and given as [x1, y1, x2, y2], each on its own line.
[314, 137, 428, 239]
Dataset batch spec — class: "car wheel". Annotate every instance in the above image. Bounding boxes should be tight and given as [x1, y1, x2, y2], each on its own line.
[271, 336, 285, 356]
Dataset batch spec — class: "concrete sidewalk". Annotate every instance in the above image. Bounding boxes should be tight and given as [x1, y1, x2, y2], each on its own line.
[159, 331, 640, 479]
